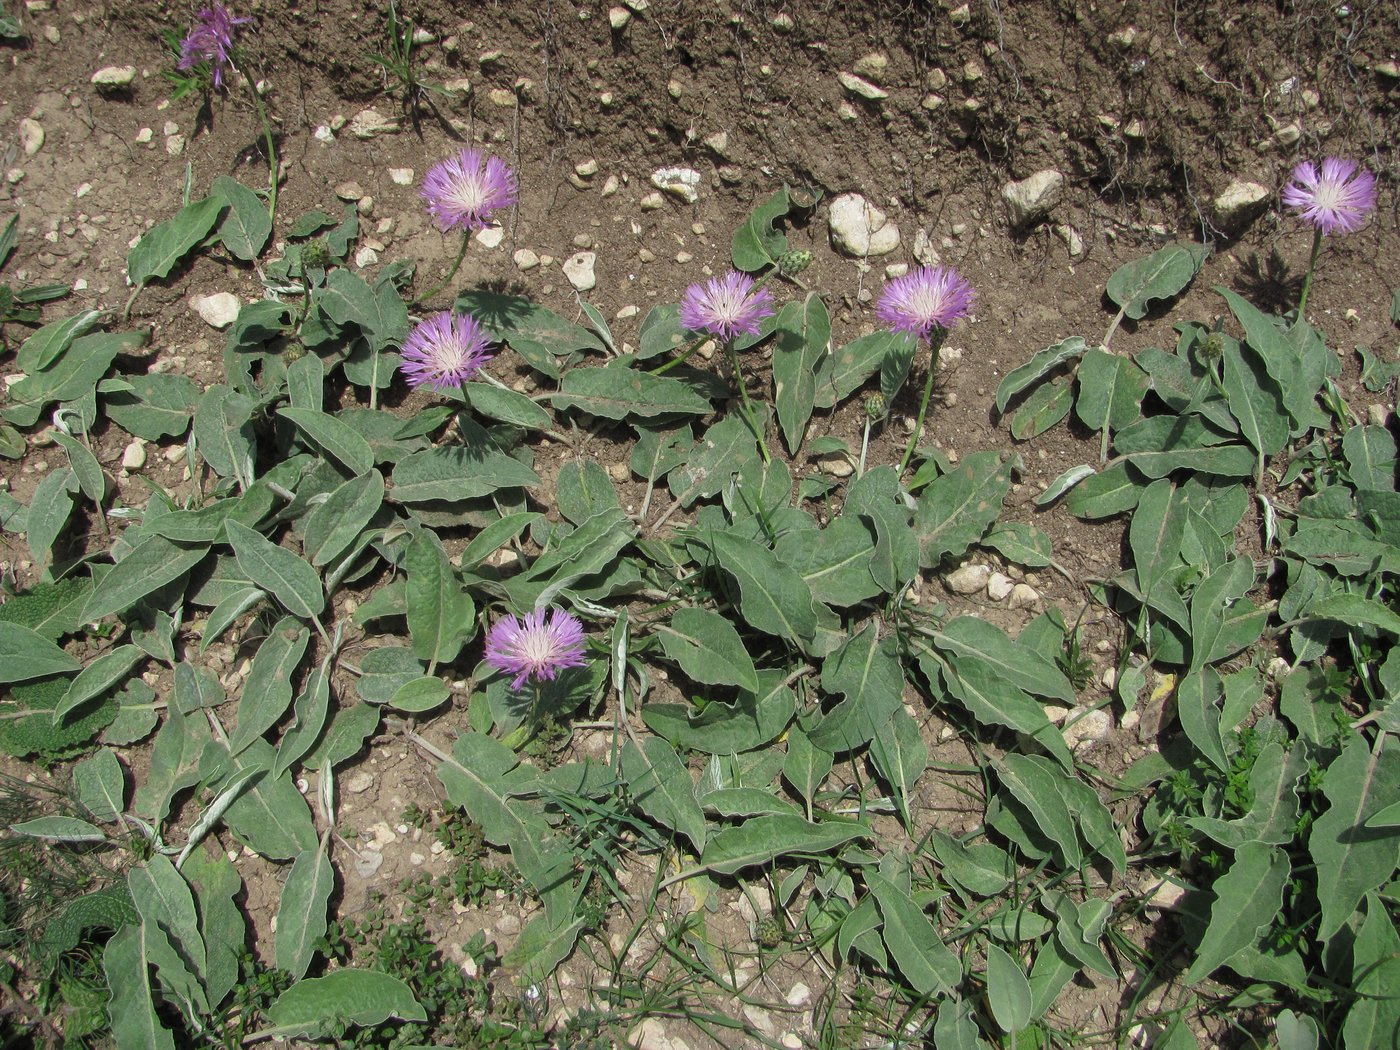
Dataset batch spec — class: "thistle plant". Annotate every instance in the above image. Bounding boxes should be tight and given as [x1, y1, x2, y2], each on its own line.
[1281, 157, 1377, 319]
[679, 270, 776, 462]
[417, 148, 519, 304]
[875, 265, 975, 473]
[398, 310, 497, 396]
[167, 4, 279, 221]
[483, 607, 588, 691]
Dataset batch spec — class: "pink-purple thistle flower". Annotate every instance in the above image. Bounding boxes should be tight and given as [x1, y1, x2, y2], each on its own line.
[1281, 158, 1377, 236]
[421, 148, 519, 233]
[484, 608, 588, 690]
[875, 265, 975, 342]
[398, 311, 495, 392]
[679, 271, 776, 342]
[177, 4, 249, 89]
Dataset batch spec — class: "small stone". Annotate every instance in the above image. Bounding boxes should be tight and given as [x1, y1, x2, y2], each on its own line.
[346, 771, 374, 794]
[1002, 170, 1065, 228]
[651, 167, 702, 204]
[884, 262, 909, 279]
[911, 228, 941, 266]
[1053, 223, 1085, 257]
[563, 251, 597, 291]
[607, 462, 630, 483]
[703, 130, 730, 158]
[514, 248, 540, 270]
[609, 6, 631, 29]
[1108, 25, 1138, 48]
[667, 77, 684, 98]
[852, 52, 888, 79]
[817, 451, 855, 478]
[675, 251, 692, 264]
[1212, 179, 1269, 233]
[921, 93, 946, 111]
[353, 850, 384, 878]
[192, 292, 240, 329]
[1146, 878, 1187, 910]
[575, 157, 599, 178]
[950, 3, 971, 25]
[43, 24, 59, 43]
[615, 305, 639, 319]
[121, 440, 146, 471]
[986, 572, 1014, 601]
[388, 167, 414, 186]
[135, 127, 153, 144]
[601, 175, 620, 197]
[785, 983, 811, 1007]
[1008, 582, 1040, 610]
[1367, 404, 1390, 426]
[165, 134, 186, 156]
[313, 124, 335, 144]
[962, 59, 985, 82]
[1375, 60, 1400, 79]
[442, 78, 472, 95]
[828, 193, 901, 256]
[639, 191, 666, 211]
[91, 65, 137, 91]
[5, 169, 22, 184]
[164, 445, 188, 464]
[1267, 657, 1292, 681]
[771, 12, 795, 31]
[335, 181, 364, 201]
[945, 563, 991, 595]
[1273, 121, 1302, 147]
[476, 224, 504, 249]
[837, 71, 888, 100]
[1101, 667, 1117, 690]
[781, 1035, 802, 1050]
[19, 118, 45, 156]
[350, 108, 400, 138]
[354, 246, 379, 268]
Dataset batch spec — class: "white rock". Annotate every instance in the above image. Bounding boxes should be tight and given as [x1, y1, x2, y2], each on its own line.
[817, 451, 855, 478]
[639, 191, 665, 210]
[1001, 169, 1065, 228]
[944, 563, 991, 595]
[1042, 704, 1071, 725]
[353, 850, 384, 878]
[986, 572, 1014, 601]
[354, 246, 379, 267]
[19, 118, 44, 156]
[1053, 223, 1085, 257]
[601, 174, 620, 197]
[1212, 179, 1270, 232]
[703, 131, 730, 158]
[1063, 708, 1113, 750]
[514, 248, 540, 270]
[575, 157, 599, 178]
[192, 292, 240, 329]
[785, 982, 811, 1007]
[165, 134, 185, 156]
[563, 251, 597, 291]
[350, 108, 400, 138]
[837, 71, 888, 100]
[388, 167, 414, 186]
[651, 167, 702, 204]
[828, 193, 901, 257]
[853, 52, 888, 79]
[885, 262, 909, 279]
[91, 65, 136, 90]
[609, 6, 631, 29]
[911, 228, 941, 267]
[346, 771, 374, 794]
[1146, 878, 1187, 910]
[1008, 582, 1040, 610]
[121, 440, 146, 470]
[475, 224, 504, 249]
[313, 124, 335, 144]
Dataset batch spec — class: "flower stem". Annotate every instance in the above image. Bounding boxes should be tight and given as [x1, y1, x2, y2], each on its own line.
[649, 335, 705, 375]
[249, 82, 278, 222]
[416, 230, 471, 306]
[898, 330, 943, 475]
[1295, 226, 1324, 321]
[726, 342, 770, 464]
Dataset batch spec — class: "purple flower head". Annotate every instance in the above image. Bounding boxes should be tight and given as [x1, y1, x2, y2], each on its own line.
[679, 271, 776, 342]
[1281, 157, 1377, 236]
[177, 4, 250, 89]
[875, 265, 975, 342]
[421, 148, 519, 233]
[484, 607, 588, 690]
[399, 311, 495, 392]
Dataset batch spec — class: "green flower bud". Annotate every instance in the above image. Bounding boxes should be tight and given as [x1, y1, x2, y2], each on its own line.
[302, 239, 331, 270]
[1199, 332, 1225, 362]
[865, 393, 888, 421]
[778, 249, 813, 277]
[755, 915, 785, 950]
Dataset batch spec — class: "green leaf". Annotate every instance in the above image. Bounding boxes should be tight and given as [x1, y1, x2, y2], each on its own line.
[1310, 734, 1400, 941]
[276, 833, 335, 980]
[636, 303, 688, 360]
[870, 707, 927, 829]
[731, 185, 792, 271]
[1008, 379, 1074, 440]
[211, 740, 318, 860]
[134, 706, 211, 823]
[995, 754, 1082, 868]
[1343, 424, 1398, 491]
[459, 511, 541, 570]
[387, 676, 451, 713]
[551, 364, 712, 419]
[3, 330, 144, 428]
[211, 176, 272, 261]
[303, 470, 385, 568]
[278, 407, 375, 476]
[1175, 667, 1229, 772]
[810, 623, 905, 753]
[389, 445, 540, 503]
[0, 576, 92, 641]
[229, 618, 309, 755]
[102, 373, 200, 440]
[622, 737, 706, 853]
[1106, 243, 1206, 320]
[126, 195, 225, 287]
[73, 748, 126, 822]
[642, 673, 796, 754]
[317, 269, 410, 352]
[705, 531, 818, 646]
[456, 291, 604, 379]
[1130, 479, 1188, 601]
[181, 847, 245, 1010]
[103, 924, 177, 1050]
[275, 658, 332, 774]
[24, 467, 76, 566]
[655, 607, 759, 693]
[192, 385, 256, 486]
[985, 943, 1033, 1033]
[1222, 338, 1289, 457]
[16, 308, 105, 372]
[913, 451, 1015, 566]
[1342, 897, 1400, 1049]
[555, 460, 621, 525]
[1075, 347, 1148, 434]
[813, 330, 915, 409]
[55, 643, 142, 723]
[693, 814, 868, 877]
[775, 513, 882, 607]
[1185, 841, 1289, 983]
[868, 873, 961, 998]
[404, 533, 474, 665]
[930, 832, 1011, 899]
[0, 620, 80, 682]
[980, 521, 1053, 569]
[995, 337, 1087, 413]
[462, 381, 553, 431]
[1064, 461, 1142, 519]
[128, 856, 208, 1018]
[771, 293, 829, 455]
[503, 914, 588, 986]
[225, 521, 324, 620]
[10, 815, 106, 842]
[782, 722, 833, 810]
[301, 702, 379, 772]
[667, 416, 761, 507]
[932, 616, 1076, 705]
[935, 654, 1076, 772]
[265, 970, 427, 1039]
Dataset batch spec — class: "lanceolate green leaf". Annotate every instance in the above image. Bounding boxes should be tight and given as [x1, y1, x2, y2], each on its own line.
[276, 832, 335, 980]
[655, 607, 759, 693]
[705, 530, 818, 647]
[265, 970, 427, 1039]
[691, 814, 868, 877]
[870, 707, 927, 829]
[0, 620, 81, 683]
[127, 195, 225, 288]
[404, 533, 474, 665]
[277, 407, 375, 476]
[1342, 896, 1400, 1049]
[810, 623, 904, 753]
[932, 616, 1076, 705]
[228, 618, 309, 755]
[225, 521, 324, 621]
[211, 175, 272, 262]
[551, 365, 712, 420]
[622, 737, 706, 853]
[54, 644, 143, 723]
[868, 873, 960, 998]
[771, 293, 829, 455]
[84, 535, 209, 623]
[302, 470, 385, 568]
[913, 451, 1016, 567]
[1185, 841, 1289, 983]
[103, 924, 177, 1050]
[1106, 243, 1206, 320]
[1310, 734, 1400, 941]
[985, 943, 1033, 1033]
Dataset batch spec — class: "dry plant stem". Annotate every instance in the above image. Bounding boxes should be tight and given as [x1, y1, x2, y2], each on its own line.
[1295, 226, 1324, 320]
[415, 230, 470, 306]
[726, 342, 771, 465]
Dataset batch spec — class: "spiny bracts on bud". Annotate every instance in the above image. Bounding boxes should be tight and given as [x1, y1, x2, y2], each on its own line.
[778, 249, 813, 277]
